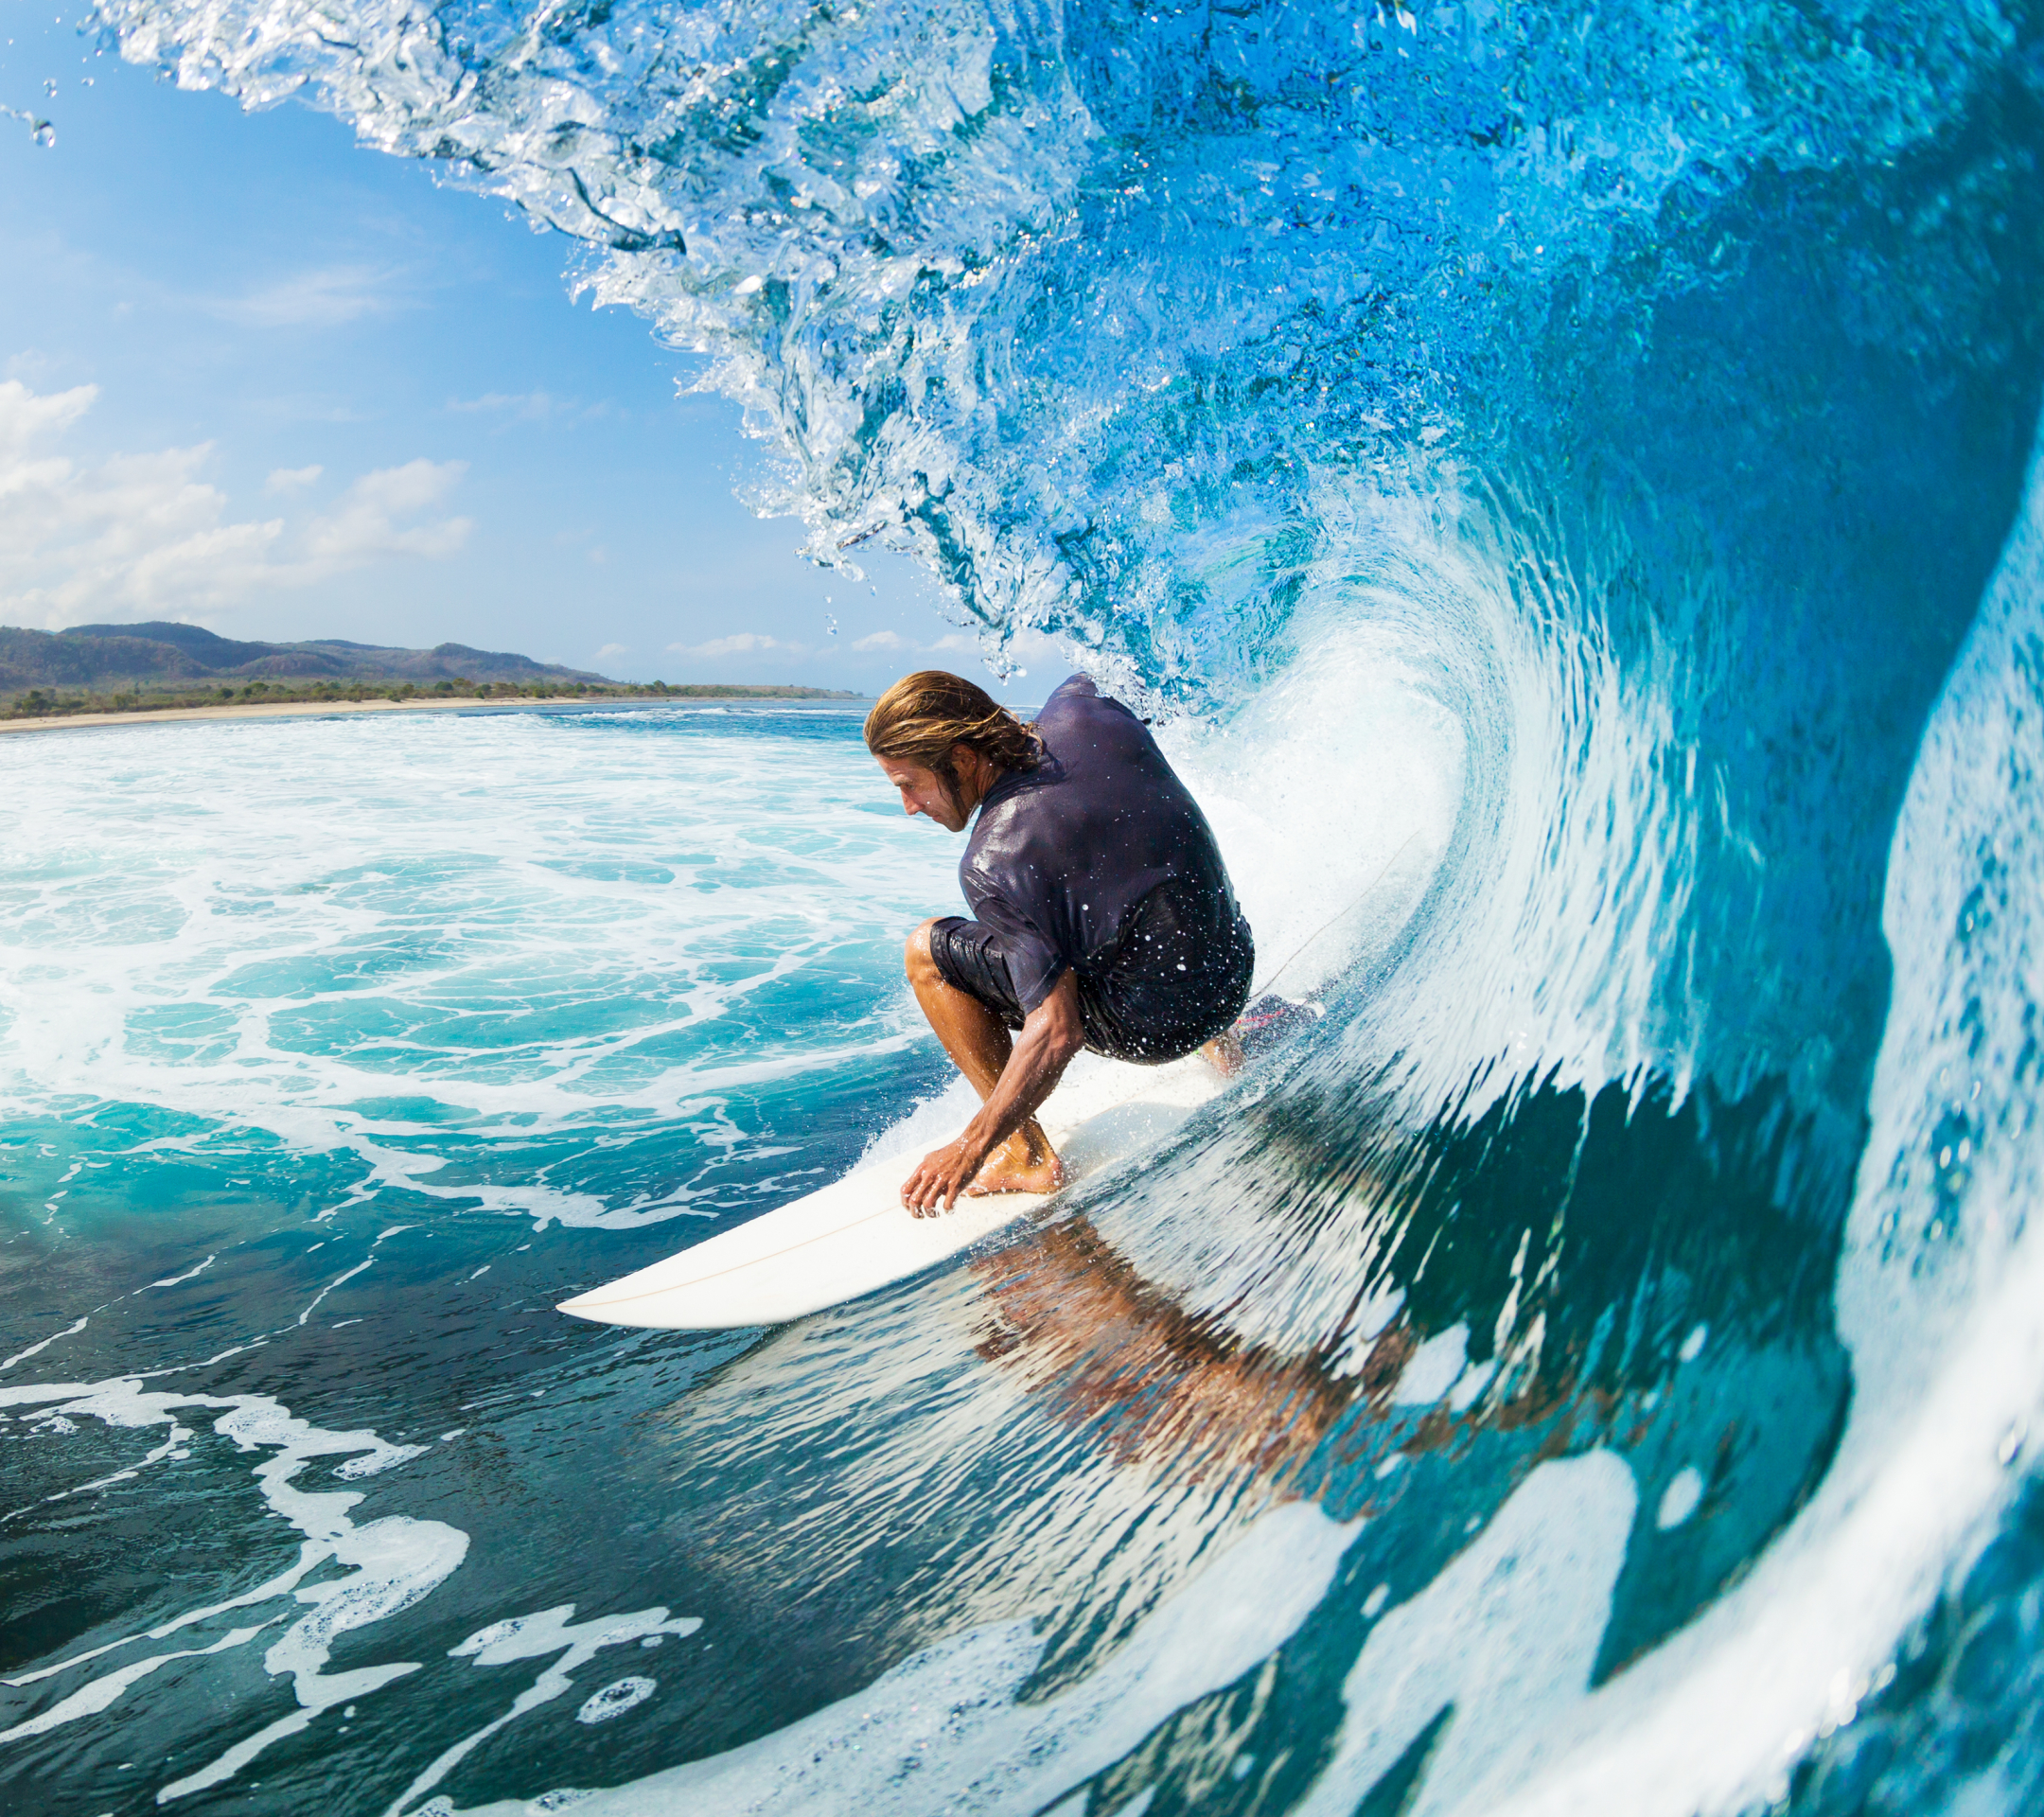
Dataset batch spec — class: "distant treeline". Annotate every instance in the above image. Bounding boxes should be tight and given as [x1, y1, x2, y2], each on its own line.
[1, 620, 856, 719]
[5, 678, 858, 720]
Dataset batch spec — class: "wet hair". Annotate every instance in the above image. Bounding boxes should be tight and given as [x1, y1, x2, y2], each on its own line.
[863, 670, 1040, 785]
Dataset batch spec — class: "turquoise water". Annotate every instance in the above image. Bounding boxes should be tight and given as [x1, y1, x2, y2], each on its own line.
[9, 1, 2044, 1812]
[0, 705, 966, 1806]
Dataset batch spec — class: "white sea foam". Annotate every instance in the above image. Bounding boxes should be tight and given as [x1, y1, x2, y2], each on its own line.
[149, 1254, 217, 1288]
[0, 1623, 277, 1744]
[0, 1315, 88, 1372]
[384, 1604, 702, 1816]
[575, 1678, 657, 1724]
[1160, 603, 1463, 1006]
[449, 1498, 1356, 1817]
[0, 1375, 465, 1800]
[437, 1456, 1631, 1817]
[0, 707, 957, 1231]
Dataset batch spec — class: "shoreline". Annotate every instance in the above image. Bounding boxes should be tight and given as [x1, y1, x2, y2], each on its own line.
[0, 693, 869, 736]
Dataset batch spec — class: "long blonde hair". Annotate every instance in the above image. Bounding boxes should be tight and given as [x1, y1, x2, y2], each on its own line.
[863, 670, 1039, 783]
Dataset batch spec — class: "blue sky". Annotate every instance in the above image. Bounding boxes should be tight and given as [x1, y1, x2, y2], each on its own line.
[0, 6, 1044, 693]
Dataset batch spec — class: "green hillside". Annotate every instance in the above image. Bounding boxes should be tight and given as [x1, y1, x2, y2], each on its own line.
[2, 623, 857, 719]
[1, 622, 612, 692]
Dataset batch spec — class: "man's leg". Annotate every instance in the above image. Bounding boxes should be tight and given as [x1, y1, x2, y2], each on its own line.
[907, 919, 1064, 1193]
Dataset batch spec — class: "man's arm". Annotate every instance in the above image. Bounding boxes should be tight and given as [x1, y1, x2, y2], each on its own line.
[901, 971, 1086, 1212]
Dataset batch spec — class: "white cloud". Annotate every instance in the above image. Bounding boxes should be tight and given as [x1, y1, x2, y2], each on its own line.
[211, 266, 400, 329]
[447, 391, 621, 426]
[594, 643, 629, 662]
[4, 349, 62, 386]
[663, 631, 809, 662]
[265, 464, 324, 495]
[0, 379, 472, 626]
[1003, 630, 1074, 677]
[303, 460, 471, 565]
[448, 390, 564, 421]
[0, 377, 96, 454]
[846, 627, 984, 662]
[841, 626, 1073, 680]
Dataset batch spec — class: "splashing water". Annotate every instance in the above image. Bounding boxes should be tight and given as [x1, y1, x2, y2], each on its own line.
[4, 1, 2044, 1813]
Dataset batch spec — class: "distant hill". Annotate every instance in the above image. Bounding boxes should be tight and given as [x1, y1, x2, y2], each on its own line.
[0, 622, 615, 690]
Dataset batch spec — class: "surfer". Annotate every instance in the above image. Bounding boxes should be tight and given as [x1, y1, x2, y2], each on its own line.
[867, 670, 1254, 1214]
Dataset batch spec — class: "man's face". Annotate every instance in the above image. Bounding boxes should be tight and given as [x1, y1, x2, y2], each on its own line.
[877, 754, 970, 832]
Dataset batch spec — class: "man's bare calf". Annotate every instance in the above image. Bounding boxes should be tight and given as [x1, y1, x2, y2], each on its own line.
[900, 917, 1078, 1212]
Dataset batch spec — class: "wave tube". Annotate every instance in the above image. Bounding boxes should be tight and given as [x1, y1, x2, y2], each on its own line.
[67, 0, 2044, 1812]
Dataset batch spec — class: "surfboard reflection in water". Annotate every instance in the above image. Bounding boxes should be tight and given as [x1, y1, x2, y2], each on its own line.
[6, 0, 2044, 1809]
[640, 1055, 1851, 1795]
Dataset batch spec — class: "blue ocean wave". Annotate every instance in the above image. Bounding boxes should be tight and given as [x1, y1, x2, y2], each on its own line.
[1, 1, 2040, 1813]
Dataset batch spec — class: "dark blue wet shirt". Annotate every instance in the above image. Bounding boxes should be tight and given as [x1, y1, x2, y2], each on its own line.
[946, 676, 1252, 1058]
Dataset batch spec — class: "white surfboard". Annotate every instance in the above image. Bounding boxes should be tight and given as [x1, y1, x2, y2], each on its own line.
[557, 1053, 1224, 1332]
[554, 837, 1428, 1337]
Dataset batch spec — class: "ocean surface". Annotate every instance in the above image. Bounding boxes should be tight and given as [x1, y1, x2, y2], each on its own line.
[7, 3, 2044, 1814]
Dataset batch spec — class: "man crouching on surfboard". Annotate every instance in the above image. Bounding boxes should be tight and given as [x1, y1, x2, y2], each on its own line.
[866, 670, 1254, 1216]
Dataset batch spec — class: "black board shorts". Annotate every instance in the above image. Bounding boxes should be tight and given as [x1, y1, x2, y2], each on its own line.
[928, 878, 1254, 1065]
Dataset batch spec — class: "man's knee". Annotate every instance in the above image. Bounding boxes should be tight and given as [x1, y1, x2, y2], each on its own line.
[906, 917, 942, 983]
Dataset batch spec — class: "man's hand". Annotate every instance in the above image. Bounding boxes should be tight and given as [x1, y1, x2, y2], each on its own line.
[901, 1135, 992, 1216]
[899, 971, 1084, 1215]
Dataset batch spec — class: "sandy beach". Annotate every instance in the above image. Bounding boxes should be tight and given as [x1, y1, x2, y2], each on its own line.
[0, 693, 795, 735]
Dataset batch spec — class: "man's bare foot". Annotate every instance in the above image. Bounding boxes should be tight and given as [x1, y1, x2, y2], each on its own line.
[1203, 1029, 1245, 1077]
[967, 1126, 1065, 1196]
